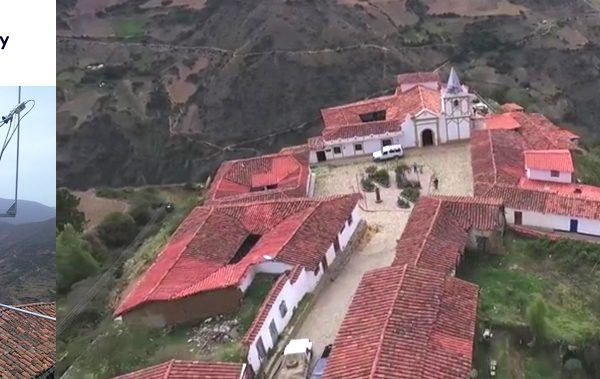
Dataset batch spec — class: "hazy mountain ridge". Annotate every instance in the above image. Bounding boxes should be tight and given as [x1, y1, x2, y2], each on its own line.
[0, 217, 56, 304]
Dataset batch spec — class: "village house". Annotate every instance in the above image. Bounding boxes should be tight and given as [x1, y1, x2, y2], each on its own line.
[308, 68, 477, 163]
[111, 360, 252, 379]
[114, 194, 362, 328]
[322, 264, 479, 379]
[206, 146, 312, 204]
[0, 302, 56, 379]
[393, 196, 505, 276]
[472, 107, 600, 237]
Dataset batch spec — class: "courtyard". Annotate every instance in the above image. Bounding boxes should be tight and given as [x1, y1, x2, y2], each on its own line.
[292, 142, 474, 364]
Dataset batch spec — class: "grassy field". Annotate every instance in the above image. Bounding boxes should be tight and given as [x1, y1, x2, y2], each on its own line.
[459, 234, 600, 378]
[112, 19, 146, 39]
[573, 145, 600, 186]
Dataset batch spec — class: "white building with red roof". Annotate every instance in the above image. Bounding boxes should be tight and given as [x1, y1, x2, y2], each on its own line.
[115, 194, 362, 328]
[308, 67, 477, 163]
[206, 147, 312, 204]
[472, 108, 600, 236]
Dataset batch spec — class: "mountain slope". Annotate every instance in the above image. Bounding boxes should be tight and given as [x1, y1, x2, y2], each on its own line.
[57, 0, 600, 189]
[0, 198, 55, 225]
[0, 218, 56, 303]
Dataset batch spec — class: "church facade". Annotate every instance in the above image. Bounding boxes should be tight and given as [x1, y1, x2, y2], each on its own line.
[307, 68, 476, 163]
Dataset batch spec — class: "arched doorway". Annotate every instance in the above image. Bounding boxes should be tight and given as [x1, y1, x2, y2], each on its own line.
[421, 129, 434, 146]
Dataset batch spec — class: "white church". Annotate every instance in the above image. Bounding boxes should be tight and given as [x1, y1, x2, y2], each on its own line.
[308, 68, 477, 163]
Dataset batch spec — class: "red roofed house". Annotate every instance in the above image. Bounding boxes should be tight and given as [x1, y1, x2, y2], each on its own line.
[323, 264, 479, 379]
[471, 124, 600, 236]
[308, 68, 476, 163]
[524, 149, 574, 183]
[111, 359, 252, 379]
[0, 302, 56, 379]
[115, 194, 362, 328]
[393, 196, 505, 276]
[206, 148, 312, 204]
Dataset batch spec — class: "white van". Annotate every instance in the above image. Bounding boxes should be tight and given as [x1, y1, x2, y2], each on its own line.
[372, 144, 404, 162]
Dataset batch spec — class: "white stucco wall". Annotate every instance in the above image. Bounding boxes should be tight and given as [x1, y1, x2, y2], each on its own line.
[320, 132, 403, 160]
[245, 204, 362, 373]
[526, 169, 571, 183]
[506, 207, 600, 237]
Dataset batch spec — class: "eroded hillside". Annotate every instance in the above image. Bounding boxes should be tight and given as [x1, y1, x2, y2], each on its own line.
[57, 0, 600, 189]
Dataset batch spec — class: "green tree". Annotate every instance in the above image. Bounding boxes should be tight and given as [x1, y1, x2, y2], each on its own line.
[526, 295, 548, 343]
[57, 188, 85, 232]
[97, 212, 137, 247]
[57, 224, 99, 293]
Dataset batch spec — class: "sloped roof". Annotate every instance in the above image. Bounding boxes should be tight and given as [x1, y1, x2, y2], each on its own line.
[396, 71, 440, 85]
[393, 196, 502, 274]
[0, 302, 55, 379]
[524, 150, 574, 172]
[115, 194, 361, 316]
[319, 85, 441, 141]
[471, 127, 600, 220]
[485, 113, 521, 130]
[207, 149, 309, 204]
[509, 112, 578, 150]
[241, 267, 302, 346]
[111, 360, 248, 379]
[500, 102, 524, 112]
[323, 264, 478, 379]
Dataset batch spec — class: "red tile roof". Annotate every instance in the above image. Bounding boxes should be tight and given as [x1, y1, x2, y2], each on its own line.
[393, 196, 502, 274]
[524, 149, 574, 172]
[115, 194, 361, 316]
[500, 103, 524, 112]
[509, 112, 578, 150]
[485, 113, 521, 130]
[323, 264, 478, 379]
[0, 302, 55, 379]
[471, 126, 600, 220]
[485, 184, 600, 220]
[318, 85, 441, 142]
[206, 149, 309, 204]
[111, 360, 249, 379]
[396, 71, 440, 86]
[242, 269, 293, 346]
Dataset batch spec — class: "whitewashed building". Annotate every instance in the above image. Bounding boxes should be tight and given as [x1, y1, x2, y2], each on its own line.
[241, 204, 362, 374]
[308, 68, 476, 163]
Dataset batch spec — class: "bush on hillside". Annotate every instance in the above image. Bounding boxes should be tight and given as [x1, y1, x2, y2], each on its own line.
[397, 197, 410, 209]
[57, 225, 100, 293]
[57, 188, 86, 232]
[526, 295, 548, 344]
[97, 212, 138, 248]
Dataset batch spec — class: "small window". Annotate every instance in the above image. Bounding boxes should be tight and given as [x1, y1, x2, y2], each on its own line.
[550, 170, 559, 177]
[453, 99, 460, 107]
[354, 143, 363, 151]
[279, 300, 288, 318]
[333, 146, 342, 154]
[382, 139, 392, 147]
[348, 213, 353, 225]
[256, 337, 267, 361]
[269, 320, 278, 345]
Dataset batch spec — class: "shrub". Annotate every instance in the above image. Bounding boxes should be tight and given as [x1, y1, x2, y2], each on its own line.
[401, 187, 421, 203]
[361, 178, 375, 192]
[395, 164, 411, 188]
[370, 169, 390, 187]
[57, 188, 86, 232]
[97, 212, 138, 247]
[397, 197, 410, 208]
[57, 225, 100, 293]
[365, 165, 378, 175]
[526, 295, 548, 344]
